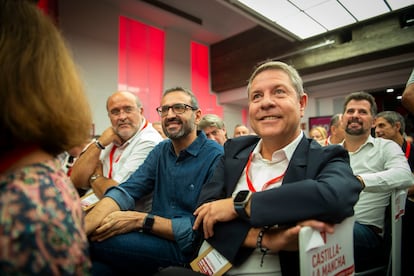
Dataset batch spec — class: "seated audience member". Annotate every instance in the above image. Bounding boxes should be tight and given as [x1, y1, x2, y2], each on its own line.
[341, 92, 414, 272]
[198, 114, 228, 145]
[402, 69, 414, 114]
[233, 123, 250, 137]
[309, 125, 328, 146]
[326, 113, 345, 145]
[58, 141, 90, 176]
[70, 91, 163, 210]
[374, 110, 414, 276]
[156, 61, 362, 276]
[84, 87, 224, 275]
[0, 0, 92, 273]
[153, 121, 168, 139]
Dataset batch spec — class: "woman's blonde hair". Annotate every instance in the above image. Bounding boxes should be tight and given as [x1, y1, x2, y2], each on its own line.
[0, 0, 92, 155]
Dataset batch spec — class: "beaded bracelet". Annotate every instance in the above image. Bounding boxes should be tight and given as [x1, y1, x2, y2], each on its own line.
[256, 226, 269, 267]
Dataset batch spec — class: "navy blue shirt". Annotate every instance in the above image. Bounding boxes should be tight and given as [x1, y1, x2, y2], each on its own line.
[105, 131, 223, 254]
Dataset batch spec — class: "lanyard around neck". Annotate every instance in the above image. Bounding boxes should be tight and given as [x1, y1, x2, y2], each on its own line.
[406, 142, 411, 160]
[107, 120, 148, 178]
[245, 152, 286, 192]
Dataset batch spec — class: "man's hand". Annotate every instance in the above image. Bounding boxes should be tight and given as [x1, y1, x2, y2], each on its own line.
[262, 220, 335, 252]
[85, 197, 120, 236]
[193, 198, 236, 239]
[89, 211, 146, 241]
[100, 126, 123, 146]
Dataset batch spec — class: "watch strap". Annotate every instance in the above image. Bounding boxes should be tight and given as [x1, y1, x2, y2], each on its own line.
[141, 214, 155, 233]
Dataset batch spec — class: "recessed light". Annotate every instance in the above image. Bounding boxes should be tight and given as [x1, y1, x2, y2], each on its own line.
[386, 88, 394, 93]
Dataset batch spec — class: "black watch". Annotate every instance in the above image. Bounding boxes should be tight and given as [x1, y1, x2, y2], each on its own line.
[234, 190, 252, 220]
[141, 214, 155, 233]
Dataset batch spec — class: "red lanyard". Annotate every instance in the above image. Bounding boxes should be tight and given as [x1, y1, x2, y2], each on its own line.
[107, 145, 120, 179]
[245, 152, 286, 192]
[107, 120, 148, 178]
[406, 142, 411, 160]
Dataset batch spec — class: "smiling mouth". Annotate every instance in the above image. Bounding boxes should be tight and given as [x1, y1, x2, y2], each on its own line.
[260, 116, 281, 120]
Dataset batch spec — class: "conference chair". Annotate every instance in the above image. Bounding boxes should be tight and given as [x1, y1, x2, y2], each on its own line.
[355, 189, 407, 276]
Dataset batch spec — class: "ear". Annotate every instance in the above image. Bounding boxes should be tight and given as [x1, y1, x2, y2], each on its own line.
[194, 109, 202, 124]
[395, 121, 401, 132]
[299, 93, 308, 117]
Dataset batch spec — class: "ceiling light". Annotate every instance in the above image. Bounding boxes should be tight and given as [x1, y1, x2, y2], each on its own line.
[233, 0, 413, 40]
[386, 88, 394, 93]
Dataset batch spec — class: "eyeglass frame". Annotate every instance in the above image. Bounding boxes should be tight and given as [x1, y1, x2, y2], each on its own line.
[156, 103, 198, 117]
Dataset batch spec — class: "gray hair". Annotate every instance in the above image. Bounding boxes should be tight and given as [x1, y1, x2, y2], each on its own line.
[198, 114, 225, 130]
[247, 61, 304, 98]
[376, 111, 405, 135]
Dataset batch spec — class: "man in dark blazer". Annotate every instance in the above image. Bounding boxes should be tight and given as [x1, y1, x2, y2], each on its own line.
[191, 61, 362, 276]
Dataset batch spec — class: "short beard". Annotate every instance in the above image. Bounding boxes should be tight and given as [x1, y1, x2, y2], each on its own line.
[345, 127, 364, 136]
[165, 115, 195, 140]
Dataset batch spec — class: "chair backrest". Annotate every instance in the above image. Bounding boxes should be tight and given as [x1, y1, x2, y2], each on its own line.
[389, 189, 406, 276]
[299, 216, 355, 276]
[354, 189, 407, 276]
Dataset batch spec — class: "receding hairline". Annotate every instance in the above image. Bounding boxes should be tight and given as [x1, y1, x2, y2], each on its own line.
[106, 91, 142, 110]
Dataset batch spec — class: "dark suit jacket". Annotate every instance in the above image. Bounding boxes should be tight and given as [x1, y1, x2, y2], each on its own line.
[197, 134, 362, 275]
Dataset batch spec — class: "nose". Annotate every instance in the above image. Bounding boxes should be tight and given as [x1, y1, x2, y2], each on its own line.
[261, 93, 276, 108]
[117, 110, 128, 118]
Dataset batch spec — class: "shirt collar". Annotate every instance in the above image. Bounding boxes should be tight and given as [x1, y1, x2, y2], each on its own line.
[252, 131, 304, 162]
[169, 130, 208, 157]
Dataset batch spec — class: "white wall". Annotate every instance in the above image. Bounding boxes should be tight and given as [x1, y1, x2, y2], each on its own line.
[59, 0, 333, 137]
[59, 0, 119, 135]
[59, 0, 196, 135]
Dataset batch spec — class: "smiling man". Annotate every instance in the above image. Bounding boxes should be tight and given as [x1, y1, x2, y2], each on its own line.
[84, 87, 223, 274]
[70, 91, 163, 211]
[341, 92, 414, 272]
[184, 61, 361, 276]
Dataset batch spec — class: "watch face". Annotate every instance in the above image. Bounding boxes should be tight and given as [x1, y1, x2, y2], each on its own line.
[234, 190, 250, 203]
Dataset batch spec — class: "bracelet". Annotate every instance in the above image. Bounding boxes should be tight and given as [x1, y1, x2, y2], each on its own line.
[94, 139, 105, 150]
[257, 226, 269, 267]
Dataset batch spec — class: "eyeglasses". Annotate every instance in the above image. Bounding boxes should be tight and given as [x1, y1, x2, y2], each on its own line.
[110, 106, 136, 116]
[156, 103, 197, 117]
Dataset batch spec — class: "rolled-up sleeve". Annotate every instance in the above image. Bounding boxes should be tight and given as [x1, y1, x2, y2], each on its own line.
[105, 186, 136, 211]
[171, 216, 197, 255]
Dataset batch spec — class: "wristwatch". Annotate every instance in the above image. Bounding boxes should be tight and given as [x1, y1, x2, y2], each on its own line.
[233, 190, 252, 220]
[141, 214, 155, 233]
[89, 173, 101, 185]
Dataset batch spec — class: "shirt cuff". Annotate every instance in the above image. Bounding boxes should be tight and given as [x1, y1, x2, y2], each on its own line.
[171, 216, 197, 255]
[105, 186, 135, 210]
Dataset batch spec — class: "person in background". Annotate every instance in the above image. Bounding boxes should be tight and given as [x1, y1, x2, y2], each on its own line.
[70, 91, 163, 211]
[85, 87, 223, 275]
[198, 114, 228, 145]
[325, 113, 345, 145]
[402, 69, 414, 114]
[156, 61, 361, 276]
[153, 121, 168, 139]
[374, 110, 414, 276]
[0, 0, 92, 273]
[340, 92, 414, 272]
[233, 123, 250, 137]
[309, 125, 327, 146]
[58, 141, 91, 176]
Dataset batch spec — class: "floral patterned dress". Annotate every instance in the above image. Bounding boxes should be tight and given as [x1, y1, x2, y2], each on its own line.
[0, 159, 91, 275]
